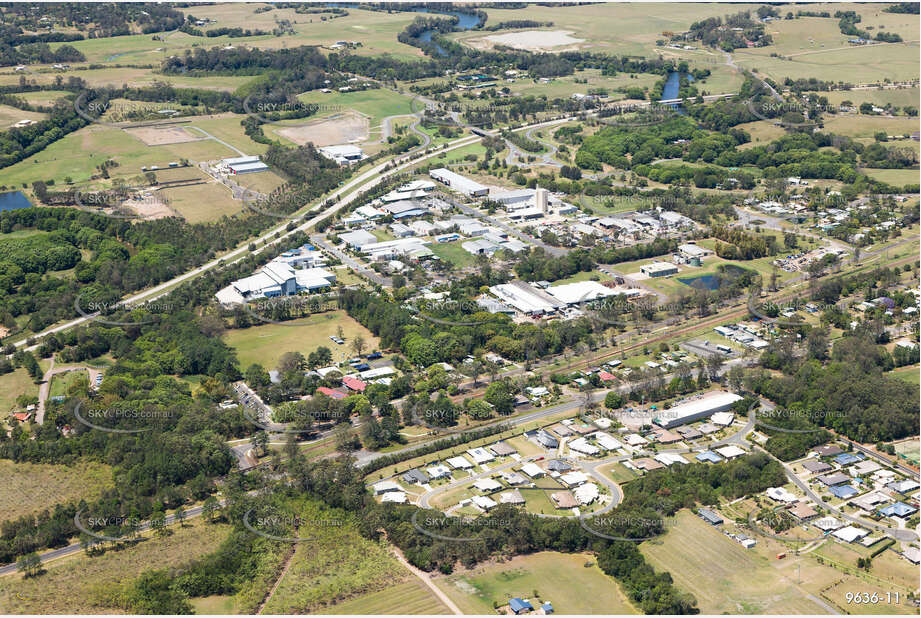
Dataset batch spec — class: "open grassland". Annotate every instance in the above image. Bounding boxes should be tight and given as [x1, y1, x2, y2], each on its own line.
[180, 4, 426, 60]
[45, 6, 423, 63]
[323, 579, 450, 615]
[0, 104, 46, 128]
[0, 368, 39, 413]
[48, 368, 88, 398]
[233, 169, 287, 195]
[223, 310, 379, 370]
[823, 87, 921, 110]
[14, 90, 72, 106]
[733, 39, 919, 84]
[0, 121, 238, 190]
[161, 178, 242, 223]
[452, 3, 760, 57]
[736, 120, 789, 147]
[185, 114, 275, 156]
[259, 500, 410, 613]
[435, 551, 637, 615]
[823, 114, 920, 138]
[0, 66, 255, 92]
[0, 459, 113, 524]
[429, 239, 477, 268]
[293, 88, 414, 136]
[507, 69, 662, 100]
[598, 461, 641, 484]
[860, 168, 920, 186]
[0, 518, 230, 614]
[641, 510, 857, 614]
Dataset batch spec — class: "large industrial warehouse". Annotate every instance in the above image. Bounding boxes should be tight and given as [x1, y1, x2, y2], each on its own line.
[652, 391, 743, 429]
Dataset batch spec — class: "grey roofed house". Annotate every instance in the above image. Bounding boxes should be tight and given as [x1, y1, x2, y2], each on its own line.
[536, 430, 559, 448]
[676, 426, 703, 440]
[547, 459, 572, 472]
[402, 469, 430, 484]
[501, 470, 528, 485]
[817, 472, 851, 486]
[697, 422, 721, 435]
[489, 441, 517, 457]
[815, 444, 844, 457]
[802, 460, 833, 473]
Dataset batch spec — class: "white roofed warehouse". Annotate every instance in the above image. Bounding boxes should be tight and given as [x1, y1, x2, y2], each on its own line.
[652, 391, 743, 429]
[429, 168, 489, 197]
[221, 155, 268, 174]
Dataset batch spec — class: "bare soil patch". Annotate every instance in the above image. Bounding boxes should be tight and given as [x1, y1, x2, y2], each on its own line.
[275, 111, 370, 147]
[476, 30, 585, 52]
[124, 124, 203, 146]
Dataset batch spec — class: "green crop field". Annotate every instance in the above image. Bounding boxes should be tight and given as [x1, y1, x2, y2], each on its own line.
[435, 551, 638, 615]
[0, 518, 231, 614]
[223, 309, 380, 371]
[323, 579, 450, 614]
[0, 459, 113, 523]
[641, 510, 839, 614]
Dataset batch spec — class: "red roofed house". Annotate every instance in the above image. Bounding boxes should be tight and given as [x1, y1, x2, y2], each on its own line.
[316, 386, 347, 400]
[598, 371, 616, 382]
[11, 412, 31, 423]
[342, 376, 367, 392]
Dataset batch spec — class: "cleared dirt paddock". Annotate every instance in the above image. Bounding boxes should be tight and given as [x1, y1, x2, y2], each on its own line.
[274, 111, 370, 146]
[124, 124, 204, 146]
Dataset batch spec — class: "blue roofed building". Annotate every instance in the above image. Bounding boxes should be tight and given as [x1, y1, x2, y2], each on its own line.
[695, 451, 724, 464]
[829, 485, 859, 500]
[542, 601, 554, 614]
[509, 598, 533, 614]
[834, 453, 862, 466]
[879, 502, 917, 519]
